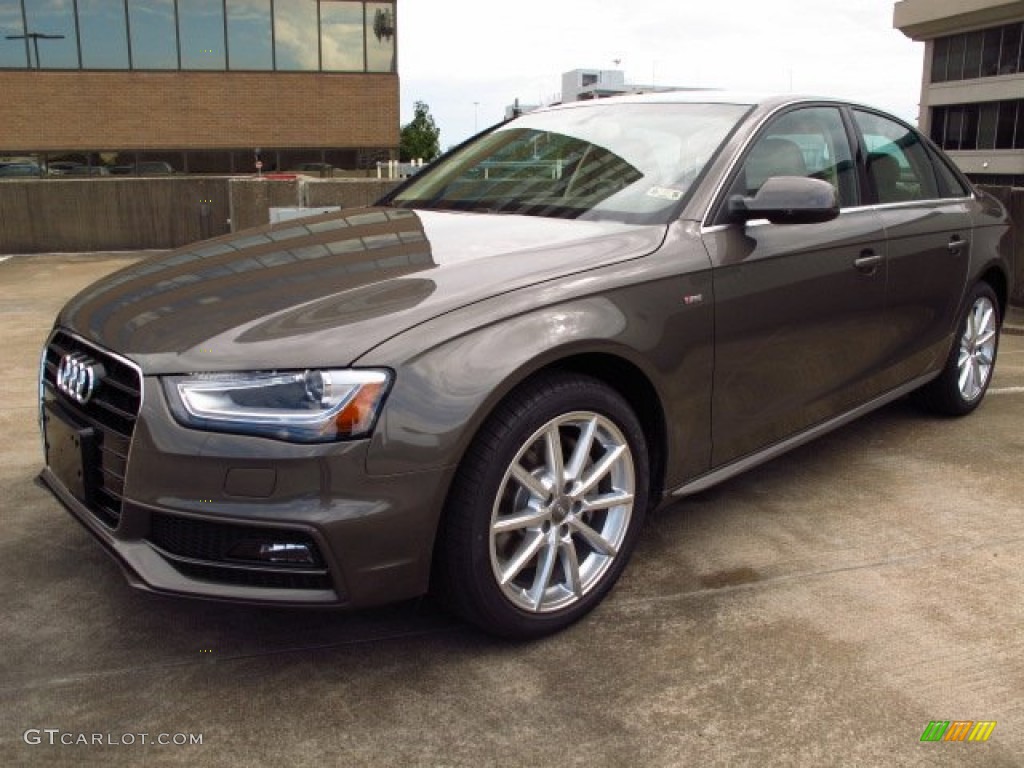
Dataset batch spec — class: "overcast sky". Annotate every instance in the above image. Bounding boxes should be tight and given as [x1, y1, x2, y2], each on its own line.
[398, 0, 924, 149]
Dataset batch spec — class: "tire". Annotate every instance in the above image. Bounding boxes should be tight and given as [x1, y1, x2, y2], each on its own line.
[916, 282, 1001, 416]
[434, 372, 649, 639]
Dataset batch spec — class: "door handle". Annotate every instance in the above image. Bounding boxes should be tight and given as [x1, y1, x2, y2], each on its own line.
[948, 236, 966, 252]
[854, 251, 883, 272]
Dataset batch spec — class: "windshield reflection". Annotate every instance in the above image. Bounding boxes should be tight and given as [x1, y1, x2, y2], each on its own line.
[391, 102, 750, 224]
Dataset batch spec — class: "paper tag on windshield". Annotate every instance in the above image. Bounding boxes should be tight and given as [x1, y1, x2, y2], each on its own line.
[646, 186, 684, 201]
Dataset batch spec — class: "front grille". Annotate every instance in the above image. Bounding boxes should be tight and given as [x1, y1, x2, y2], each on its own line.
[147, 512, 332, 591]
[43, 331, 142, 527]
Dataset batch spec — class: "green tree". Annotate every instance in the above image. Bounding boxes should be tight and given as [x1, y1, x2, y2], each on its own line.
[400, 101, 441, 162]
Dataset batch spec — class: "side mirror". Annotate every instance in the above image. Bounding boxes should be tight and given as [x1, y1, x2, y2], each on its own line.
[729, 176, 839, 225]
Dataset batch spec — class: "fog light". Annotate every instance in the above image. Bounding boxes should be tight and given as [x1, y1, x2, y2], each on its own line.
[227, 540, 316, 566]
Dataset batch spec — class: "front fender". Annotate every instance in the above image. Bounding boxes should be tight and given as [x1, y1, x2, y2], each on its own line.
[358, 233, 716, 487]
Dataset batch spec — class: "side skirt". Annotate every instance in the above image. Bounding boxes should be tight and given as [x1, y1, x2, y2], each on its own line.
[668, 372, 937, 499]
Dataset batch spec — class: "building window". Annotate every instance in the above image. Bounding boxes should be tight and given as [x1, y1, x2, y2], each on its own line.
[0, 2, 26, 68]
[227, 0, 273, 71]
[931, 22, 1024, 83]
[366, 2, 395, 72]
[23, 0, 79, 69]
[178, 0, 225, 70]
[978, 102, 999, 150]
[964, 30, 983, 80]
[129, 0, 178, 70]
[981, 27, 1002, 77]
[932, 100, 1024, 151]
[946, 33, 966, 82]
[1001, 23, 1023, 75]
[274, 0, 320, 71]
[80, 1, 130, 69]
[321, 1, 364, 71]
[998, 101, 1018, 148]
[931, 36, 949, 83]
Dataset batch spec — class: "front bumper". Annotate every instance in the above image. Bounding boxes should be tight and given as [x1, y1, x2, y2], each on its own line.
[39, 334, 454, 609]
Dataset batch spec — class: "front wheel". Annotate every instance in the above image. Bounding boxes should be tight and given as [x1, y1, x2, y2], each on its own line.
[916, 282, 1001, 416]
[435, 373, 649, 638]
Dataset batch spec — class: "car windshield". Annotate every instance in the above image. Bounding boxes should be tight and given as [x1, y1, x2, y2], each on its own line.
[389, 102, 751, 224]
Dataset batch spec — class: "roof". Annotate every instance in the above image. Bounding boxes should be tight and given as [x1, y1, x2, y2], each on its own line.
[540, 90, 874, 113]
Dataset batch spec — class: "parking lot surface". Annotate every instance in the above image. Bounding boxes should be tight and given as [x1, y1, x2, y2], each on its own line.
[2, 252, 1023, 767]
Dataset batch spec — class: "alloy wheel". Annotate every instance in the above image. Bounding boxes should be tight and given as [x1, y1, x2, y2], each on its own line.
[957, 295, 998, 402]
[489, 411, 635, 613]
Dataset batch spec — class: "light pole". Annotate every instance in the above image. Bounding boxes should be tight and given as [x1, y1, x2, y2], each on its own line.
[5, 32, 66, 69]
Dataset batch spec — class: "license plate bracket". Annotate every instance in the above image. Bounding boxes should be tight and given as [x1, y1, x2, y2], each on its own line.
[43, 402, 98, 506]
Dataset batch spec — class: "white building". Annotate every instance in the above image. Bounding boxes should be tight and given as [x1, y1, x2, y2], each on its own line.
[506, 68, 697, 120]
[561, 68, 689, 102]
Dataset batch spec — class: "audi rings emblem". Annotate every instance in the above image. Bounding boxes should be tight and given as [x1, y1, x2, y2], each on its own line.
[56, 353, 103, 404]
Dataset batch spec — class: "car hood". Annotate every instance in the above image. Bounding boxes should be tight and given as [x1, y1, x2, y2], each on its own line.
[58, 207, 667, 373]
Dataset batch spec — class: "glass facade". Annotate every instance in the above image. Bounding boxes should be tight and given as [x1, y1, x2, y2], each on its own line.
[0, 0, 395, 72]
[931, 21, 1024, 82]
[932, 100, 1024, 151]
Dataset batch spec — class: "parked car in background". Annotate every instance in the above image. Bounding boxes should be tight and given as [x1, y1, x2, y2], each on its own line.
[38, 92, 1013, 638]
[65, 165, 111, 176]
[0, 162, 43, 177]
[110, 161, 175, 175]
[48, 161, 82, 176]
[291, 162, 337, 177]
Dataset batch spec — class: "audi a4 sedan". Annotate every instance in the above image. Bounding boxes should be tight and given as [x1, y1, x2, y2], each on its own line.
[39, 93, 1012, 638]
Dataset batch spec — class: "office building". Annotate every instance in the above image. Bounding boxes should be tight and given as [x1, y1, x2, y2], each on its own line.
[0, 1, 398, 174]
[895, 0, 1024, 185]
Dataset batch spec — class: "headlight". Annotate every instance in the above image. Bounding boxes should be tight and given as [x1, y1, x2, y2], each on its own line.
[163, 369, 391, 442]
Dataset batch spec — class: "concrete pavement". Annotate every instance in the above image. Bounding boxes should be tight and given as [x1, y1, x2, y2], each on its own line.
[2, 252, 1023, 767]
[1005, 303, 1024, 335]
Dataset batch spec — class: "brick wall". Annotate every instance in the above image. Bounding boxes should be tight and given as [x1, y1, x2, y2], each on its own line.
[0, 71, 399, 151]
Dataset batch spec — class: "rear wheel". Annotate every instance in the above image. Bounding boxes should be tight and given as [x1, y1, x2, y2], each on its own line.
[435, 373, 648, 638]
[916, 282, 1000, 416]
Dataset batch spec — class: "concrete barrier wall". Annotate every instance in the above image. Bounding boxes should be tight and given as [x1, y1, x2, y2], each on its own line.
[0, 177, 232, 254]
[0, 177, 400, 254]
[0, 179, 1020, 306]
[227, 179, 301, 233]
[227, 178, 398, 231]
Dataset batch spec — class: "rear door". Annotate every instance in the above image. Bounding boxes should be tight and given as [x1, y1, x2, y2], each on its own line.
[850, 109, 973, 391]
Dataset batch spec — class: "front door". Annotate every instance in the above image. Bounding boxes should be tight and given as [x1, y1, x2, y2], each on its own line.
[702, 105, 889, 466]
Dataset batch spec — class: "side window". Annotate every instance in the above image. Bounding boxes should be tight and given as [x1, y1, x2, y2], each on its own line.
[853, 110, 944, 203]
[725, 106, 858, 213]
[929, 149, 972, 198]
